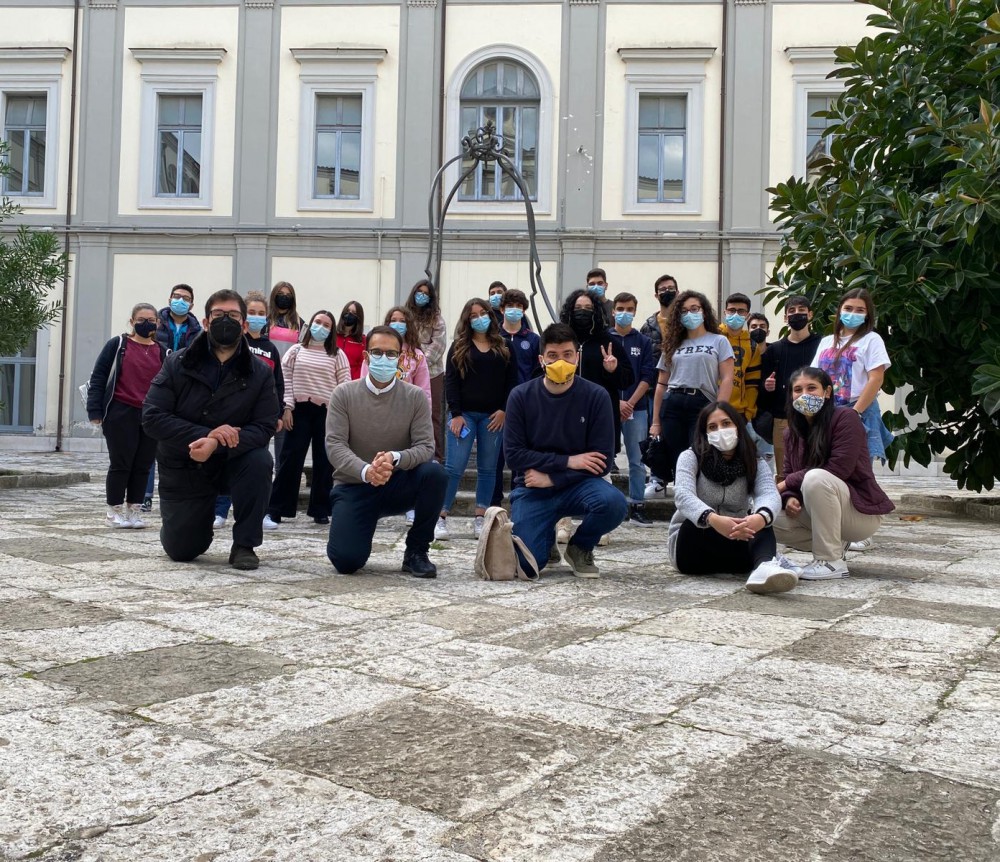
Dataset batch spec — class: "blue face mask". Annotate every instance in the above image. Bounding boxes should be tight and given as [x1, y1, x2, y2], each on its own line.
[310, 323, 331, 342]
[840, 311, 866, 329]
[414, 292, 430, 307]
[247, 315, 266, 334]
[504, 308, 524, 324]
[615, 311, 635, 328]
[588, 284, 606, 299]
[489, 293, 503, 308]
[368, 354, 399, 383]
[470, 315, 492, 333]
[389, 321, 407, 336]
[725, 313, 747, 330]
[681, 311, 704, 330]
[169, 298, 191, 316]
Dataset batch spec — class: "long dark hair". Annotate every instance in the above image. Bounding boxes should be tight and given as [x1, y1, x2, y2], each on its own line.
[268, 281, 303, 330]
[405, 279, 440, 323]
[451, 298, 509, 377]
[301, 310, 339, 356]
[692, 401, 758, 485]
[786, 366, 836, 468]
[662, 290, 720, 364]
[559, 288, 611, 341]
[384, 305, 421, 354]
[336, 301, 364, 340]
[832, 287, 876, 356]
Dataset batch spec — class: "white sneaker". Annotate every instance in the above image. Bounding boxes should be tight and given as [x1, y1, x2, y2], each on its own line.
[125, 504, 147, 529]
[847, 538, 873, 552]
[262, 515, 279, 531]
[213, 514, 226, 529]
[556, 517, 573, 544]
[405, 510, 415, 526]
[473, 515, 485, 538]
[775, 553, 803, 575]
[597, 533, 610, 547]
[644, 479, 666, 500]
[799, 558, 850, 580]
[105, 505, 128, 528]
[745, 559, 798, 595]
[434, 517, 449, 540]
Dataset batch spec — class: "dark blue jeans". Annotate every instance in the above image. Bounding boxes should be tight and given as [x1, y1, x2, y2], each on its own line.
[510, 478, 627, 574]
[326, 461, 447, 574]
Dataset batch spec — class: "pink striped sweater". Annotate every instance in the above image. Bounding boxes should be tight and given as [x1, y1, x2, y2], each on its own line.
[282, 343, 351, 409]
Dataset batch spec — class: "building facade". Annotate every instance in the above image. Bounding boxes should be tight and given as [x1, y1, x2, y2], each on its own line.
[0, 0, 874, 441]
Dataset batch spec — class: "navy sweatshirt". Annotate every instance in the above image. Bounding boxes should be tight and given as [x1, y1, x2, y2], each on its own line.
[504, 375, 615, 490]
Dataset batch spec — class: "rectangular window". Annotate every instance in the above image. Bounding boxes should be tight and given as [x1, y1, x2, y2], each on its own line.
[156, 94, 202, 197]
[806, 93, 837, 180]
[314, 94, 362, 199]
[458, 104, 538, 202]
[636, 94, 686, 204]
[3, 93, 47, 196]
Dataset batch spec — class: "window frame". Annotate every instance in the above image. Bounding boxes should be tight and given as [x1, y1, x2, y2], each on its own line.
[131, 47, 225, 211]
[155, 93, 204, 199]
[619, 47, 715, 216]
[786, 47, 843, 179]
[291, 48, 385, 213]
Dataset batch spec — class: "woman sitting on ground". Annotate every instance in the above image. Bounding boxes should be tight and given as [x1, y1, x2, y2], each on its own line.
[667, 401, 798, 594]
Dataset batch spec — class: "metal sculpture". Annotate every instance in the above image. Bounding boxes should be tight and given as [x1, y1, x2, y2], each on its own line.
[424, 121, 555, 330]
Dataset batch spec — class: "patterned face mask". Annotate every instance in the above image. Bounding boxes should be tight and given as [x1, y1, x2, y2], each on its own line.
[792, 393, 826, 417]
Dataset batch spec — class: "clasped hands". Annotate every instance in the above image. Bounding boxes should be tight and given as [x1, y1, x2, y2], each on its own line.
[366, 451, 395, 486]
[189, 424, 240, 462]
[524, 451, 607, 488]
[708, 512, 767, 541]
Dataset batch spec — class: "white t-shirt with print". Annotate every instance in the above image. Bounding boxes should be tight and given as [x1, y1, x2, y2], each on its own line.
[812, 331, 890, 405]
[656, 332, 735, 403]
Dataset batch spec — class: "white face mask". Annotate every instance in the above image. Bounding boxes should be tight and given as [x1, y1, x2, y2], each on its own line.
[707, 427, 739, 453]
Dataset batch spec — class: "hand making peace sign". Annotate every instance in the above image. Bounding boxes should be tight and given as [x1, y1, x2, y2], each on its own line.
[600, 343, 618, 373]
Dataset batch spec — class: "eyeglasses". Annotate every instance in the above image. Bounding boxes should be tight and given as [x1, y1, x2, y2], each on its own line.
[209, 310, 244, 321]
[682, 306, 703, 313]
[368, 349, 400, 360]
[134, 318, 157, 325]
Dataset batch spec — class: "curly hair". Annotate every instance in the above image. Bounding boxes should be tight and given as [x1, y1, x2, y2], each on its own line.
[383, 305, 421, 354]
[451, 298, 509, 377]
[558, 288, 610, 339]
[661, 290, 720, 365]
[405, 279, 440, 323]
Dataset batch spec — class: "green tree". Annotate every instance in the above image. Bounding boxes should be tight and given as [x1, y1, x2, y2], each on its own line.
[0, 140, 64, 357]
[766, 0, 1000, 491]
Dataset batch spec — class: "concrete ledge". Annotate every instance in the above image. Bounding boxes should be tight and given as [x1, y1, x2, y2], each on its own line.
[900, 494, 1000, 523]
[0, 470, 91, 490]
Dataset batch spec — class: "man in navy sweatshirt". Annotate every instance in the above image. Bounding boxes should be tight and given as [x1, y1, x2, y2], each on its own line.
[504, 323, 628, 578]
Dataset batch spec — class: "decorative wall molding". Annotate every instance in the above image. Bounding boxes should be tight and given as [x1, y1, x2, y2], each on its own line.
[408, 0, 438, 7]
[87, 0, 118, 9]
[0, 47, 71, 63]
[244, 0, 275, 8]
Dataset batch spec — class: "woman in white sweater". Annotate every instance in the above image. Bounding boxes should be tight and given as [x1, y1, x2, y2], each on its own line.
[667, 401, 797, 594]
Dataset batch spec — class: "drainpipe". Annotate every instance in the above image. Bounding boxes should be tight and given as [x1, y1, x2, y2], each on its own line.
[716, 0, 729, 305]
[55, 0, 81, 452]
[435, 0, 447, 291]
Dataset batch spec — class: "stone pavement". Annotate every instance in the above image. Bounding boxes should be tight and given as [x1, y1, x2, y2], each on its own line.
[1, 450, 999, 861]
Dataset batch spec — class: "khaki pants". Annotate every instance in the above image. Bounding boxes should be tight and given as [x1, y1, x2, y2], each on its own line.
[773, 418, 788, 482]
[774, 469, 882, 560]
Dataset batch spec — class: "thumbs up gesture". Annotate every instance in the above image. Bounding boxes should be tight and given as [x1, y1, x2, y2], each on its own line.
[765, 372, 776, 392]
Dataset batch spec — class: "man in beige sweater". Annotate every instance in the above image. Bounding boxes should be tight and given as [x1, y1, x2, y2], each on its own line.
[324, 326, 446, 577]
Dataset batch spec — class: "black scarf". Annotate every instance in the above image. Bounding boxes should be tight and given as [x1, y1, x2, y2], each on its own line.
[700, 449, 747, 486]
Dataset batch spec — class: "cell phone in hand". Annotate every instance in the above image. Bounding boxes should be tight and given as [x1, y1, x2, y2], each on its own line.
[460, 425, 471, 438]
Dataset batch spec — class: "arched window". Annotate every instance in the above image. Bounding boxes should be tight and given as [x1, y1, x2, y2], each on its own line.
[459, 59, 539, 201]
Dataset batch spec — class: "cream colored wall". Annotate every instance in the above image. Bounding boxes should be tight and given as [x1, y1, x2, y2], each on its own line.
[2, 9, 78, 217]
[269, 257, 396, 328]
[118, 6, 240, 217]
[443, 4, 562, 221]
[36, 254, 74, 434]
[598, 260, 719, 324]
[769, 3, 873, 185]
[275, 6, 400, 220]
[602, 4, 723, 222]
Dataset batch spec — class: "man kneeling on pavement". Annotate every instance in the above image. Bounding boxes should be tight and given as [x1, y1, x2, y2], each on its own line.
[325, 325, 447, 577]
[505, 322, 628, 578]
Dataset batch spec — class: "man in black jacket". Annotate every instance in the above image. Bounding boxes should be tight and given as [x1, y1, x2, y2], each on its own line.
[143, 289, 279, 570]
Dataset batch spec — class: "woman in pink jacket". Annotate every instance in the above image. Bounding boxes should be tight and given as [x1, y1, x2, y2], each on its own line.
[361, 306, 432, 407]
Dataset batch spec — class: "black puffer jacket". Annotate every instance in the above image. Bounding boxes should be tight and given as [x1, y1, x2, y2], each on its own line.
[142, 333, 279, 470]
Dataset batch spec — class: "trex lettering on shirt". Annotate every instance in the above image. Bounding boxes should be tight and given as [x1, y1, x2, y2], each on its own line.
[675, 344, 717, 356]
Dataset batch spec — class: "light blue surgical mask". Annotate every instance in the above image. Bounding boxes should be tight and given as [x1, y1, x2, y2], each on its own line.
[169, 298, 191, 316]
[615, 311, 634, 328]
[725, 313, 747, 330]
[471, 315, 492, 333]
[840, 311, 866, 330]
[588, 284, 606, 299]
[310, 323, 331, 342]
[489, 293, 503, 308]
[247, 315, 266, 334]
[504, 308, 524, 324]
[414, 292, 430, 307]
[368, 354, 399, 383]
[681, 311, 704, 330]
[389, 321, 407, 336]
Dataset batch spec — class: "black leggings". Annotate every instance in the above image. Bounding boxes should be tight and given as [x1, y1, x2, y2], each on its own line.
[660, 390, 710, 482]
[675, 518, 777, 575]
[268, 401, 332, 520]
[102, 400, 158, 506]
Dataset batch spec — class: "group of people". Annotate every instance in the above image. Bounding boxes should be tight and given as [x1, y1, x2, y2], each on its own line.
[86, 272, 895, 592]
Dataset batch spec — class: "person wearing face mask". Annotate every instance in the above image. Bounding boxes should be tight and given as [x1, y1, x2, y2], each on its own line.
[503, 323, 627, 579]
[266, 281, 305, 358]
[487, 280, 508, 325]
[87, 303, 169, 529]
[324, 326, 446, 578]
[585, 267, 615, 320]
[335, 301, 367, 379]
[264, 310, 350, 529]
[360, 306, 431, 407]
[718, 292, 764, 425]
[436, 298, 517, 540]
[758, 295, 822, 483]
[405, 279, 448, 462]
[641, 274, 679, 499]
[142, 290, 279, 570]
[666, 401, 796, 594]
[774, 367, 894, 579]
[155, 284, 202, 353]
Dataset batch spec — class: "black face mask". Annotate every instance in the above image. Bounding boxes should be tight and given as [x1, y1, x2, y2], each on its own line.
[134, 320, 157, 338]
[749, 328, 767, 345]
[274, 294, 293, 311]
[787, 313, 810, 332]
[658, 290, 677, 308]
[209, 316, 243, 348]
[342, 312, 358, 328]
[571, 309, 595, 334]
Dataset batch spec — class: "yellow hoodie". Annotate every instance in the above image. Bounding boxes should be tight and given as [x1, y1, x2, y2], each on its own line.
[719, 324, 764, 421]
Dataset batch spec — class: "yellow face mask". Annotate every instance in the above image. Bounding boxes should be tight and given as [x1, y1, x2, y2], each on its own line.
[542, 359, 577, 385]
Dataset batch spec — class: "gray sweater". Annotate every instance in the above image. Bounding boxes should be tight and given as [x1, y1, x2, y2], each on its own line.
[325, 378, 435, 485]
[666, 448, 781, 564]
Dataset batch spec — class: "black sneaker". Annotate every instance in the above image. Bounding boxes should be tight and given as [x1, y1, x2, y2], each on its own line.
[141, 496, 153, 513]
[229, 543, 260, 571]
[629, 503, 654, 527]
[402, 549, 437, 579]
[313, 515, 330, 525]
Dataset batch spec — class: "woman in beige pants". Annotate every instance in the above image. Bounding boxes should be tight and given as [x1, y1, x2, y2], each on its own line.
[774, 367, 894, 580]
